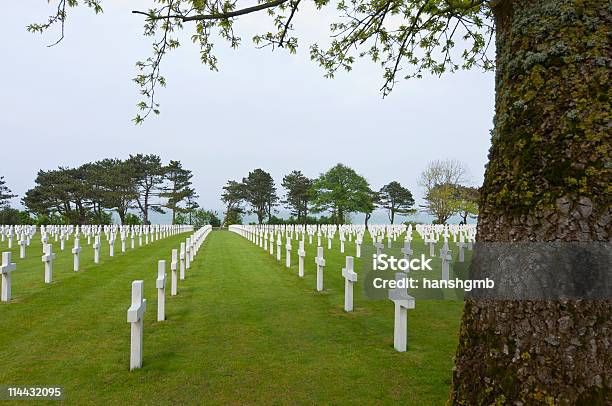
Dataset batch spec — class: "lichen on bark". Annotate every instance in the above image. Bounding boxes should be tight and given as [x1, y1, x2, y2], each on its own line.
[449, 0, 611, 404]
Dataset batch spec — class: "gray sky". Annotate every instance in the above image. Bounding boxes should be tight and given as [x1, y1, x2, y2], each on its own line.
[1, 2, 494, 223]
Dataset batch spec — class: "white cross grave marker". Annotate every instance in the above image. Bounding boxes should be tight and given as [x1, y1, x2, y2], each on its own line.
[72, 238, 82, 272]
[440, 248, 452, 281]
[1, 252, 17, 302]
[456, 240, 466, 262]
[401, 241, 413, 261]
[42, 244, 56, 284]
[109, 234, 115, 257]
[93, 235, 100, 264]
[156, 260, 167, 321]
[170, 249, 178, 296]
[298, 240, 306, 278]
[374, 239, 384, 256]
[315, 247, 325, 292]
[127, 280, 147, 370]
[285, 237, 292, 268]
[185, 238, 191, 270]
[388, 272, 415, 352]
[19, 235, 27, 259]
[179, 242, 186, 280]
[342, 256, 357, 312]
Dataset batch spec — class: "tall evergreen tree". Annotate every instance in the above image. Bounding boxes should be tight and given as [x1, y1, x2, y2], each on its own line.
[162, 160, 195, 224]
[127, 154, 165, 224]
[221, 180, 245, 226]
[0, 176, 17, 208]
[281, 170, 314, 223]
[378, 181, 415, 224]
[241, 169, 278, 224]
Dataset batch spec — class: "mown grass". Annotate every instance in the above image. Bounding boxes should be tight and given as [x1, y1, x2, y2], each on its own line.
[0, 229, 466, 405]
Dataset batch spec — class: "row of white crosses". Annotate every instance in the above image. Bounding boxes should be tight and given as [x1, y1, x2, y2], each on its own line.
[230, 224, 417, 353]
[0, 225, 36, 258]
[2, 224, 193, 261]
[39, 225, 194, 285]
[128, 225, 212, 370]
[415, 223, 476, 263]
[235, 223, 373, 261]
[0, 224, 194, 303]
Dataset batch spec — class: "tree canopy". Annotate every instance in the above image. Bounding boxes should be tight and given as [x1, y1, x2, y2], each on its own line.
[312, 163, 372, 224]
[22, 156, 198, 225]
[378, 181, 415, 224]
[281, 170, 314, 222]
[0, 176, 17, 208]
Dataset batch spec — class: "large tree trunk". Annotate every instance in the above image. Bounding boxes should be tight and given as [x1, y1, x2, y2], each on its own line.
[449, 0, 611, 404]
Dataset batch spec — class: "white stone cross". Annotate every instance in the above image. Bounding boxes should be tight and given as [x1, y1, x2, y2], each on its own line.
[170, 249, 178, 296]
[121, 233, 126, 253]
[269, 233, 275, 256]
[179, 242, 186, 280]
[440, 248, 452, 281]
[355, 238, 362, 258]
[19, 235, 27, 259]
[426, 236, 436, 257]
[456, 241, 466, 262]
[41, 244, 56, 284]
[156, 260, 167, 322]
[340, 234, 345, 253]
[373, 239, 384, 256]
[93, 235, 100, 264]
[72, 238, 82, 272]
[189, 238, 195, 262]
[315, 246, 325, 292]
[298, 240, 306, 278]
[401, 241, 413, 261]
[109, 234, 115, 257]
[327, 235, 332, 250]
[388, 272, 415, 352]
[60, 233, 65, 251]
[127, 280, 146, 370]
[341, 256, 357, 312]
[276, 234, 282, 262]
[1, 252, 17, 302]
[285, 237, 292, 268]
[185, 238, 191, 270]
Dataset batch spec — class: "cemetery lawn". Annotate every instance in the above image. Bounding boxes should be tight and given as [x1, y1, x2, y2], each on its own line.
[0, 231, 464, 405]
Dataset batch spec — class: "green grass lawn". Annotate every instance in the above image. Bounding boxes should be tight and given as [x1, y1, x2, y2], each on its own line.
[0, 229, 465, 405]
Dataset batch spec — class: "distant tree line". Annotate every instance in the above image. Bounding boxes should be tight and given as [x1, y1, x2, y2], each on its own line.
[221, 161, 479, 226]
[1, 158, 479, 226]
[221, 164, 418, 227]
[1, 154, 199, 225]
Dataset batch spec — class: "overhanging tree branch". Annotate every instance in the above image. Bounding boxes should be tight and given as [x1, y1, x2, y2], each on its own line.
[131, 0, 290, 22]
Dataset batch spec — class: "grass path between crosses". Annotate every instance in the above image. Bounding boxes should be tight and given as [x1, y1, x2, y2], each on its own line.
[0, 230, 464, 405]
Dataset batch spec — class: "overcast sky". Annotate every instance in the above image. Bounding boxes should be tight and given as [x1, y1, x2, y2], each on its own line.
[0, 2, 494, 223]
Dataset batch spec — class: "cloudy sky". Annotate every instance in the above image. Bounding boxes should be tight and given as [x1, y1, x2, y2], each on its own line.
[1, 2, 494, 223]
